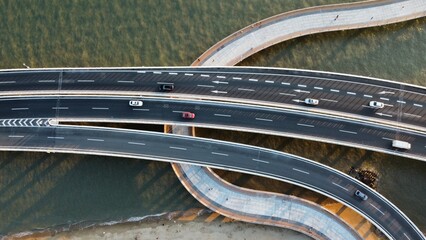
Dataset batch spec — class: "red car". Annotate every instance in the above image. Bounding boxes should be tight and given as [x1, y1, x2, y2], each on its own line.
[182, 112, 195, 119]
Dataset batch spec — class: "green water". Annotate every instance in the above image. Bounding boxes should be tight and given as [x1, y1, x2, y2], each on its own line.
[1, 0, 425, 235]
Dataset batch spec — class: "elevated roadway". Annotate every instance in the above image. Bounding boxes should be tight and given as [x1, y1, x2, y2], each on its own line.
[0, 124, 422, 240]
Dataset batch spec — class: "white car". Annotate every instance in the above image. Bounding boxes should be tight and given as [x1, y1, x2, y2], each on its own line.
[369, 101, 384, 109]
[129, 100, 143, 107]
[304, 98, 319, 106]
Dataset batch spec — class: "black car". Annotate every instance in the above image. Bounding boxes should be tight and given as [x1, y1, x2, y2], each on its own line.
[158, 83, 175, 92]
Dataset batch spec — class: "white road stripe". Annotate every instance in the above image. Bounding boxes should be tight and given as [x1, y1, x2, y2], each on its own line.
[297, 123, 314, 128]
[11, 108, 29, 110]
[185, 73, 193, 76]
[292, 168, 310, 175]
[153, 71, 162, 74]
[339, 130, 357, 135]
[347, 92, 356, 95]
[52, 107, 69, 110]
[132, 108, 150, 111]
[92, 107, 109, 110]
[238, 88, 255, 92]
[87, 138, 104, 142]
[216, 75, 226, 79]
[48, 136, 64, 139]
[320, 98, 338, 103]
[233, 77, 242, 80]
[252, 158, 269, 164]
[249, 78, 258, 82]
[369, 203, 385, 215]
[265, 80, 274, 83]
[314, 86, 323, 90]
[168, 72, 178, 75]
[128, 141, 146, 146]
[169, 146, 187, 151]
[380, 97, 389, 101]
[197, 84, 214, 88]
[214, 114, 231, 117]
[172, 110, 183, 113]
[363, 94, 373, 98]
[38, 80, 55, 83]
[117, 80, 134, 83]
[281, 82, 290, 85]
[211, 152, 229, 157]
[332, 182, 349, 191]
[403, 113, 422, 118]
[201, 74, 210, 77]
[330, 89, 340, 92]
[77, 80, 95, 83]
[414, 103, 423, 107]
[382, 137, 393, 141]
[137, 71, 146, 73]
[404, 233, 411, 240]
[8, 135, 24, 138]
[298, 84, 307, 88]
[397, 100, 406, 104]
[255, 118, 273, 122]
[0, 81, 16, 84]
[279, 93, 296, 96]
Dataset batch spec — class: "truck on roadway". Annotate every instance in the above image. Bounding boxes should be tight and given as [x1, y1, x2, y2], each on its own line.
[392, 140, 411, 150]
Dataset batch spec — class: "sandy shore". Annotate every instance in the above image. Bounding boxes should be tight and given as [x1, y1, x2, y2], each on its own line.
[12, 212, 312, 240]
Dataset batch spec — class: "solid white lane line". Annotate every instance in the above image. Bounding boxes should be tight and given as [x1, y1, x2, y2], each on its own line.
[197, 84, 214, 88]
[281, 82, 290, 85]
[137, 71, 146, 73]
[211, 152, 229, 157]
[214, 114, 231, 117]
[0, 81, 16, 84]
[132, 108, 150, 111]
[403, 113, 422, 118]
[297, 123, 314, 128]
[157, 81, 173, 84]
[11, 108, 29, 110]
[404, 233, 411, 240]
[168, 72, 178, 75]
[233, 77, 242, 80]
[384, 104, 394, 107]
[153, 71, 162, 74]
[252, 158, 269, 164]
[279, 93, 296, 96]
[172, 110, 184, 113]
[380, 97, 389, 101]
[369, 203, 385, 215]
[169, 146, 187, 151]
[249, 78, 258, 82]
[414, 103, 423, 107]
[238, 88, 255, 92]
[376, 112, 393, 117]
[382, 137, 393, 141]
[201, 74, 210, 77]
[265, 80, 274, 83]
[8, 135, 24, 138]
[397, 100, 406, 104]
[292, 168, 310, 175]
[298, 84, 307, 88]
[38, 80, 55, 83]
[48, 136, 64, 139]
[87, 138, 104, 142]
[255, 118, 273, 122]
[332, 182, 349, 191]
[330, 89, 340, 92]
[117, 80, 134, 83]
[347, 92, 356, 95]
[314, 86, 323, 90]
[52, 107, 69, 110]
[339, 130, 358, 135]
[216, 75, 226, 79]
[77, 80, 95, 83]
[320, 98, 338, 103]
[128, 141, 146, 146]
[185, 73, 193, 76]
[363, 94, 373, 98]
[92, 107, 109, 110]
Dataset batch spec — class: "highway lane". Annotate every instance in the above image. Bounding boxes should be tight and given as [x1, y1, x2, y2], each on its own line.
[0, 125, 423, 240]
[0, 96, 425, 160]
[0, 68, 425, 129]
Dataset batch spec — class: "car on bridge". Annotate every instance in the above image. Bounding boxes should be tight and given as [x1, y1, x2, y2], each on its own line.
[304, 98, 319, 106]
[129, 100, 143, 107]
[159, 83, 175, 92]
[182, 112, 195, 119]
[369, 101, 384, 109]
[354, 190, 368, 201]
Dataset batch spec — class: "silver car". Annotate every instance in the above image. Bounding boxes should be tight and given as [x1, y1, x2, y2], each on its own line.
[129, 100, 143, 107]
[354, 190, 368, 201]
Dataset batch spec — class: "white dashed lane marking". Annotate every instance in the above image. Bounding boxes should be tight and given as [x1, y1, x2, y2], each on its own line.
[77, 80, 95, 83]
[339, 130, 357, 135]
[169, 146, 187, 151]
[414, 103, 423, 107]
[293, 168, 310, 175]
[185, 73, 193, 76]
[252, 158, 269, 164]
[332, 182, 349, 191]
[297, 123, 314, 128]
[314, 86, 323, 90]
[238, 88, 255, 92]
[87, 138, 104, 142]
[214, 114, 231, 117]
[128, 141, 146, 146]
[201, 74, 210, 77]
[211, 152, 229, 157]
[255, 118, 273, 122]
[330, 89, 340, 92]
[233, 77, 242, 80]
[347, 92, 356, 95]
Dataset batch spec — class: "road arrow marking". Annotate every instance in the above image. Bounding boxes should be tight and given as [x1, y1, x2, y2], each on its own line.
[378, 91, 395, 95]
[293, 89, 310, 94]
[292, 99, 302, 103]
[376, 112, 393, 118]
[211, 90, 228, 94]
[212, 80, 228, 84]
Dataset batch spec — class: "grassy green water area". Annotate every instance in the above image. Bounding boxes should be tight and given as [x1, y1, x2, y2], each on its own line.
[0, 0, 425, 235]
